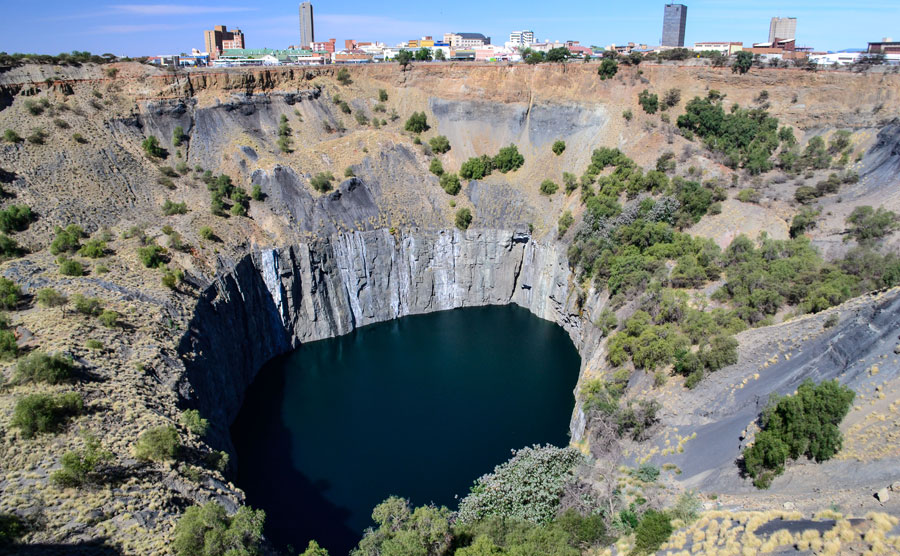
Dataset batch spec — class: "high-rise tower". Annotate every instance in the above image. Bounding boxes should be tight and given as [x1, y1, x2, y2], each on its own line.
[768, 17, 797, 43]
[661, 3, 688, 47]
[299, 2, 315, 49]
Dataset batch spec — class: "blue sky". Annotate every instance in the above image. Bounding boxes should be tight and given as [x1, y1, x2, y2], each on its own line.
[2, 1, 898, 56]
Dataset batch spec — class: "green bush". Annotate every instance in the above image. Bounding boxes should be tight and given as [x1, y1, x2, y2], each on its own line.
[58, 258, 84, 276]
[172, 126, 187, 147]
[16, 352, 75, 384]
[0, 205, 32, 234]
[0, 234, 20, 259]
[11, 392, 83, 438]
[141, 135, 166, 158]
[0, 277, 20, 309]
[455, 208, 473, 230]
[493, 144, 525, 173]
[336, 67, 352, 85]
[250, 184, 264, 201]
[558, 210, 574, 237]
[552, 140, 566, 155]
[181, 409, 209, 436]
[737, 188, 760, 203]
[633, 509, 672, 555]
[460, 156, 493, 180]
[77, 239, 106, 258]
[845, 205, 899, 243]
[230, 203, 247, 217]
[353, 497, 451, 556]
[440, 173, 461, 195]
[50, 224, 84, 255]
[3, 129, 23, 143]
[137, 244, 166, 268]
[72, 294, 102, 316]
[0, 513, 26, 546]
[743, 379, 854, 488]
[85, 339, 103, 349]
[310, 172, 335, 193]
[51, 433, 113, 488]
[622, 109, 633, 121]
[173, 502, 265, 556]
[429, 135, 451, 154]
[790, 207, 820, 238]
[199, 226, 215, 240]
[36, 288, 67, 308]
[162, 200, 188, 215]
[429, 157, 444, 176]
[638, 90, 659, 114]
[378, 89, 388, 102]
[457, 445, 583, 524]
[98, 309, 119, 328]
[134, 425, 180, 461]
[598, 58, 618, 80]
[404, 111, 429, 133]
[540, 180, 559, 196]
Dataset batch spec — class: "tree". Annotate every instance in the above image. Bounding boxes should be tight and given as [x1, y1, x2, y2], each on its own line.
[11, 393, 83, 438]
[51, 432, 113, 487]
[638, 89, 659, 114]
[172, 126, 187, 147]
[845, 205, 899, 243]
[525, 51, 544, 65]
[310, 172, 336, 193]
[16, 352, 74, 384]
[540, 180, 559, 196]
[434, 49, 446, 61]
[0, 205, 33, 233]
[300, 540, 330, 556]
[552, 140, 566, 155]
[732, 51, 753, 74]
[141, 135, 166, 158]
[460, 156, 492, 180]
[404, 111, 429, 134]
[0, 277, 20, 309]
[493, 144, 524, 173]
[181, 409, 209, 436]
[353, 497, 451, 556]
[545, 47, 570, 63]
[440, 173, 461, 195]
[633, 510, 673, 554]
[134, 425, 180, 461]
[455, 208, 473, 230]
[396, 49, 413, 70]
[598, 58, 618, 80]
[415, 47, 432, 61]
[173, 502, 265, 556]
[429, 157, 444, 176]
[429, 135, 451, 154]
[662, 88, 681, 108]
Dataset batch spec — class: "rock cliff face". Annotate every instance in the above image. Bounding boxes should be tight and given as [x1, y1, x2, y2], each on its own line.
[178, 228, 593, 451]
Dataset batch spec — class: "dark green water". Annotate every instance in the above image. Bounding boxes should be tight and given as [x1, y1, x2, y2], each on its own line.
[230, 305, 580, 555]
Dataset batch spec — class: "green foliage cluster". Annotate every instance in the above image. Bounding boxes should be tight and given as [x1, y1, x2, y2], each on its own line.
[633, 509, 673, 555]
[440, 173, 461, 195]
[162, 200, 188, 216]
[429, 135, 451, 154]
[0, 205, 32, 234]
[37, 288, 67, 308]
[172, 126, 187, 147]
[12, 392, 83, 438]
[459, 145, 524, 179]
[138, 244, 166, 268]
[134, 425, 180, 461]
[72, 293, 102, 316]
[558, 210, 574, 238]
[0, 50, 120, 67]
[0, 277, 20, 309]
[732, 51, 753, 74]
[0, 513, 26, 546]
[78, 238, 106, 258]
[637, 90, 658, 114]
[552, 140, 566, 155]
[336, 67, 352, 85]
[277, 114, 293, 152]
[141, 135, 166, 158]
[458, 445, 583, 524]
[845, 205, 899, 243]
[677, 92, 786, 174]
[455, 208, 473, 230]
[540, 180, 559, 196]
[794, 171, 859, 203]
[50, 224, 84, 255]
[173, 502, 265, 556]
[58, 256, 84, 277]
[404, 112, 429, 134]
[181, 409, 209, 436]
[378, 89, 389, 102]
[429, 157, 444, 176]
[743, 379, 854, 488]
[310, 172, 336, 193]
[3, 129, 23, 143]
[51, 433, 113, 488]
[0, 233, 21, 260]
[15, 352, 75, 385]
[353, 497, 451, 556]
[597, 58, 618, 80]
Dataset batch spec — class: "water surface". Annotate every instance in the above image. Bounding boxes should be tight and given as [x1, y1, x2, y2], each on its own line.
[231, 305, 580, 554]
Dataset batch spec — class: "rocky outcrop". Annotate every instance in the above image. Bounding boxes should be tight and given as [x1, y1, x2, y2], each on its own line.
[178, 228, 587, 452]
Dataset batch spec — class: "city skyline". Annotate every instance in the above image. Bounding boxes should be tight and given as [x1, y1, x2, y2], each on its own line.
[2, 1, 899, 56]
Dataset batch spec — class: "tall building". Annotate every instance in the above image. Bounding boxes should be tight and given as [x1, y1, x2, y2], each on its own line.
[203, 25, 245, 60]
[768, 17, 797, 43]
[443, 32, 491, 48]
[299, 2, 315, 49]
[661, 4, 688, 47]
[509, 30, 535, 46]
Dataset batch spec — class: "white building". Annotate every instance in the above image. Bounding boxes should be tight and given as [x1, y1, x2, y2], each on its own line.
[693, 41, 743, 56]
[509, 30, 535, 46]
[443, 32, 490, 48]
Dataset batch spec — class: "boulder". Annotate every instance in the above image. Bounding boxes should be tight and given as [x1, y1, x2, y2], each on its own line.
[876, 487, 890, 503]
[891, 481, 900, 492]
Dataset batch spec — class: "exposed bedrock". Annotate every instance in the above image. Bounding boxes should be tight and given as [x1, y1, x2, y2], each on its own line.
[177, 228, 597, 454]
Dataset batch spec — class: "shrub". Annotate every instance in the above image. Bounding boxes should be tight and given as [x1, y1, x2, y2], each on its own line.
[552, 140, 566, 155]
[622, 109, 633, 121]
[0, 234, 19, 259]
[85, 339, 103, 349]
[134, 425, 180, 461]
[230, 203, 247, 217]
[141, 135, 166, 158]
[0, 278, 20, 309]
[11, 392, 83, 438]
[53, 118, 70, 129]
[458, 445, 583, 524]
[429, 135, 451, 154]
[24, 99, 44, 116]
[199, 226, 214, 240]
[98, 310, 119, 328]
[790, 207, 820, 238]
[598, 58, 618, 79]
[51, 433, 113, 488]
[162, 200, 188, 216]
[737, 188, 761, 203]
[336, 67, 352, 85]
[309, 172, 335, 193]
[181, 409, 209, 436]
[378, 89, 388, 102]
[72, 294, 102, 316]
[662, 88, 681, 108]
[50, 224, 84, 255]
[159, 166, 179, 178]
[354, 112, 369, 126]
[633, 510, 673, 555]
[0, 205, 32, 233]
[77, 239, 106, 258]
[173, 502, 265, 556]
[58, 258, 84, 276]
[540, 179, 559, 196]
[558, 210, 574, 237]
[404, 111, 429, 133]
[440, 173, 461, 195]
[743, 379, 854, 488]
[3, 129, 23, 143]
[354, 497, 451, 556]
[172, 126, 187, 147]
[638, 90, 659, 114]
[794, 185, 818, 204]
[251, 184, 264, 201]
[36, 288, 67, 308]
[845, 205, 899, 243]
[460, 156, 492, 180]
[455, 208, 473, 230]
[137, 244, 166, 267]
[493, 144, 525, 173]
[16, 352, 75, 384]
[429, 157, 444, 176]
[0, 513, 26, 546]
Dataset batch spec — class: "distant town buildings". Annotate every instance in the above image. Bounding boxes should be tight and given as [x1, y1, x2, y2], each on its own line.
[661, 4, 688, 47]
[299, 2, 315, 49]
[443, 32, 491, 48]
[868, 38, 900, 55]
[768, 17, 797, 43]
[203, 25, 245, 60]
[509, 30, 535, 46]
[311, 38, 336, 53]
[693, 41, 743, 55]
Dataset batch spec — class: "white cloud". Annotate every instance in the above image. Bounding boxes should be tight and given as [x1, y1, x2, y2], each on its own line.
[110, 4, 256, 15]
[95, 23, 195, 33]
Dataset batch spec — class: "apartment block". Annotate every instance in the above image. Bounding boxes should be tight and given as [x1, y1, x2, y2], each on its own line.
[203, 25, 245, 60]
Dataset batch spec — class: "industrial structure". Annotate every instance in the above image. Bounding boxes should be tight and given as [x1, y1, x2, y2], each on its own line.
[299, 2, 315, 49]
[768, 17, 797, 43]
[661, 4, 688, 47]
